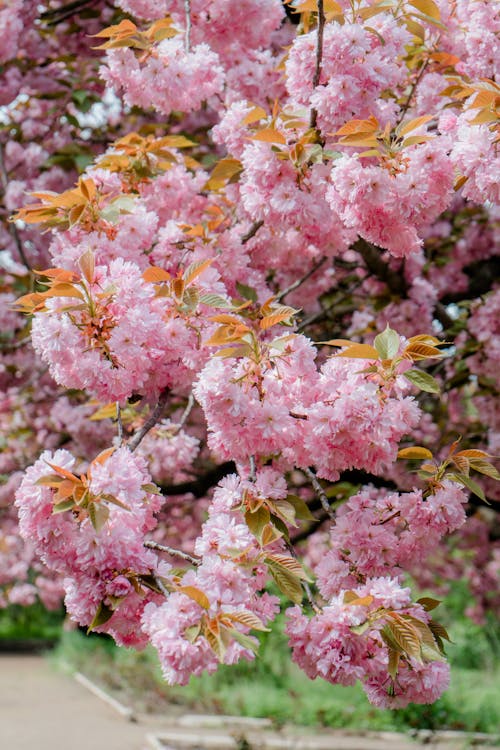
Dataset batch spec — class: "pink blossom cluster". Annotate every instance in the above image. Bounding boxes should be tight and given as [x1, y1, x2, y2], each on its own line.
[447, 113, 500, 205]
[30, 256, 216, 403]
[142, 472, 281, 684]
[101, 40, 225, 117]
[285, 18, 410, 133]
[15, 447, 165, 646]
[0, 0, 23, 64]
[286, 480, 467, 707]
[326, 141, 455, 257]
[195, 333, 419, 480]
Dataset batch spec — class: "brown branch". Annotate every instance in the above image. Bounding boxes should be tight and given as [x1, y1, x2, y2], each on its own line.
[159, 461, 236, 497]
[0, 142, 32, 272]
[354, 238, 407, 296]
[277, 256, 327, 302]
[184, 0, 192, 52]
[309, 0, 326, 131]
[304, 467, 335, 519]
[128, 387, 170, 452]
[144, 540, 201, 566]
[241, 220, 264, 245]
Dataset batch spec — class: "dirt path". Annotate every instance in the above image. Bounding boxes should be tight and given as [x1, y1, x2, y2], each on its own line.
[0, 654, 153, 750]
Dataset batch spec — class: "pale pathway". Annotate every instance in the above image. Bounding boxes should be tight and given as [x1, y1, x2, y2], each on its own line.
[0, 654, 151, 750]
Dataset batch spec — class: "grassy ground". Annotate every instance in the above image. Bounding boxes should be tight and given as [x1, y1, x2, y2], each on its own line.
[50, 606, 500, 734]
[0, 601, 64, 642]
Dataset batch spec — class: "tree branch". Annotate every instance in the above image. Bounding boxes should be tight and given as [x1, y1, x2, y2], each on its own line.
[304, 467, 336, 519]
[184, 0, 192, 52]
[354, 238, 407, 296]
[128, 387, 170, 452]
[144, 540, 201, 566]
[0, 142, 32, 272]
[277, 256, 327, 302]
[159, 461, 236, 497]
[309, 0, 326, 131]
[241, 220, 264, 245]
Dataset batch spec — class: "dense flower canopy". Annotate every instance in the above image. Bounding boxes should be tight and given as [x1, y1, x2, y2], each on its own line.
[0, 0, 499, 710]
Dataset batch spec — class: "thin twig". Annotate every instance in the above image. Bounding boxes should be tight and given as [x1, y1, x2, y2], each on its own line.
[309, 0, 326, 131]
[248, 455, 257, 483]
[184, 0, 192, 52]
[153, 575, 171, 598]
[145, 540, 201, 566]
[297, 276, 365, 331]
[177, 393, 194, 431]
[285, 538, 322, 614]
[397, 55, 431, 124]
[115, 402, 124, 445]
[40, 0, 99, 25]
[241, 220, 264, 245]
[128, 387, 170, 452]
[304, 467, 335, 519]
[0, 142, 32, 272]
[159, 461, 236, 497]
[276, 256, 327, 302]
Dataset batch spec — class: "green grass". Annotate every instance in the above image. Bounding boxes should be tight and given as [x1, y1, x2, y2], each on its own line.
[0, 601, 65, 642]
[50, 606, 500, 734]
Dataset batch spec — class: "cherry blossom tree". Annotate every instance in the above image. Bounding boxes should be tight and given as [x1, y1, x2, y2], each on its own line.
[1, 0, 499, 709]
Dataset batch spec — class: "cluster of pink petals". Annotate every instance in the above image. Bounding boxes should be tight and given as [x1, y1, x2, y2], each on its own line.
[326, 141, 455, 257]
[142, 473, 281, 684]
[286, 18, 410, 132]
[15, 447, 165, 646]
[195, 334, 419, 480]
[286, 480, 467, 707]
[101, 40, 225, 117]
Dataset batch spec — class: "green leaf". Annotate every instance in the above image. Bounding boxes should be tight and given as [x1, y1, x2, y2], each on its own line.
[87, 601, 114, 634]
[199, 293, 233, 309]
[231, 629, 259, 653]
[417, 597, 441, 612]
[384, 617, 423, 662]
[245, 505, 271, 542]
[141, 483, 162, 495]
[52, 498, 75, 513]
[374, 325, 400, 359]
[272, 499, 298, 526]
[468, 459, 500, 481]
[235, 281, 258, 303]
[446, 472, 486, 503]
[184, 624, 201, 643]
[88, 502, 109, 533]
[267, 562, 303, 604]
[387, 648, 401, 679]
[285, 494, 315, 521]
[403, 368, 440, 393]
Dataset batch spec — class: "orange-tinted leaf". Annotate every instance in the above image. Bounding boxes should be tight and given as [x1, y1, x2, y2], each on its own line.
[143, 266, 171, 283]
[251, 128, 287, 145]
[398, 446, 433, 460]
[338, 344, 380, 359]
[178, 586, 210, 609]
[241, 106, 267, 125]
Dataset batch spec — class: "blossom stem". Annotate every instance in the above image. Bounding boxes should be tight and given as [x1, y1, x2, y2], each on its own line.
[0, 142, 32, 272]
[184, 0, 192, 53]
[115, 402, 124, 445]
[144, 540, 201, 566]
[241, 219, 264, 245]
[277, 256, 327, 301]
[128, 387, 170, 452]
[304, 467, 335, 519]
[248, 455, 257, 482]
[309, 0, 326, 131]
[177, 393, 195, 431]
